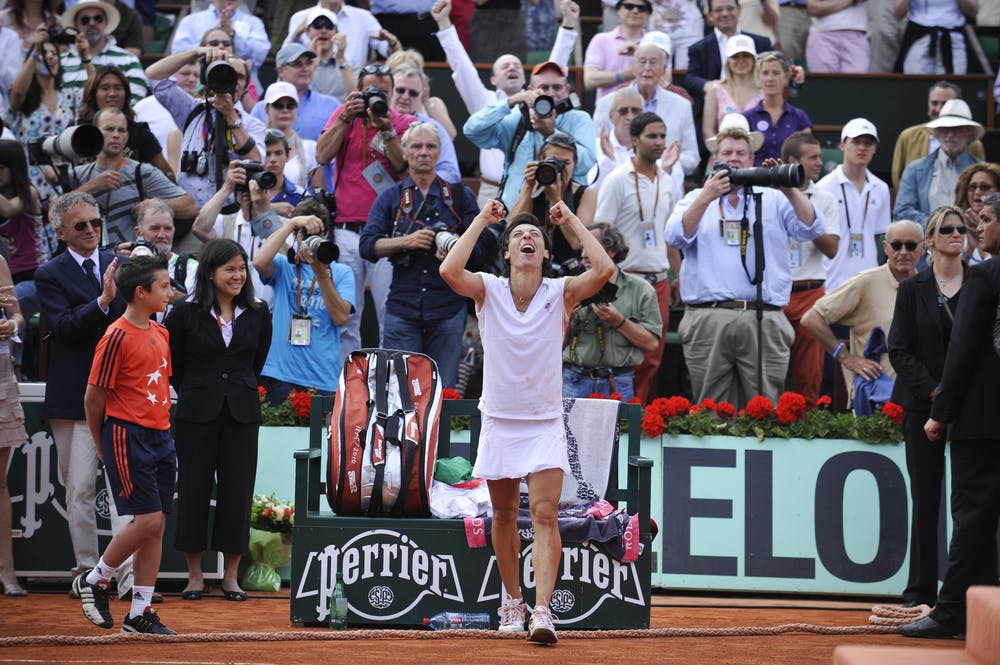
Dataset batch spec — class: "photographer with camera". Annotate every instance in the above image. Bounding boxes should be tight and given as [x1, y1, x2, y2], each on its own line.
[464, 60, 597, 213]
[65, 108, 198, 248]
[509, 133, 595, 270]
[315, 62, 416, 363]
[145, 43, 265, 209]
[665, 113, 823, 409]
[58, 0, 147, 106]
[252, 199, 355, 406]
[563, 222, 661, 400]
[360, 121, 485, 388]
[260, 129, 305, 217]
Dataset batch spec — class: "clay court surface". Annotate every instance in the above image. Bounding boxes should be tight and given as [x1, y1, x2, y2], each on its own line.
[0, 590, 963, 664]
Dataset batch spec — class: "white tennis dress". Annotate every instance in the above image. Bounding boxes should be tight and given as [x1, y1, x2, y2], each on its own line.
[472, 274, 571, 480]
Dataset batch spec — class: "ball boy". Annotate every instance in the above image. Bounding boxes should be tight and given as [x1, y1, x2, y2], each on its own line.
[74, 255, 177, 634]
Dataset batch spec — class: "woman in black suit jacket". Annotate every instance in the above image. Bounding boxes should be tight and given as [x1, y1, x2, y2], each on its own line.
[888, 205, 967, 607]
[165, 239, 273, 602]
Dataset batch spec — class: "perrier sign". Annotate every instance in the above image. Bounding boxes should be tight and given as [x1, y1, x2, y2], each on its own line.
[290, 520, 651, 629]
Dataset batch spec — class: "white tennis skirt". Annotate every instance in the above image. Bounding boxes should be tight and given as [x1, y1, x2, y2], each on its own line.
[472, 413, 570, 481]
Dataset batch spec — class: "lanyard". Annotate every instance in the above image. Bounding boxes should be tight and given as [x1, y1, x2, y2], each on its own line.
[295, 263, 318, 316]
[631, 159, 660, 224]
[839, 182, 870, 233]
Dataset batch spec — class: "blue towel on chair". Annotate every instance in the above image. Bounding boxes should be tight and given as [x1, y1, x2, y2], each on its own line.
[853, 326, 895, 416]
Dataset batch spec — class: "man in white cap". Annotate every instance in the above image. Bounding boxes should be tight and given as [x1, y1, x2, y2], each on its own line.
[816, 117, 891, 293]
[582, 0, 651, 102]
[298, 7, 362, 102]
[60, 0, 148, 105]
[249, 43, 342, 142]
[284, 0, 393, 71]
[894, 99, 983, 228]
[890, 81, 985, 189]
[665, 113, 822, 409]
[591, 38, 698, 176]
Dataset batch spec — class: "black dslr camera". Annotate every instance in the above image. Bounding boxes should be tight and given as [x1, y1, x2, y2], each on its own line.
[47, 27, 78, 45]
[581, 281, 619, 307]
[713, 163, 804, 190]
[426, 221, 460, 256]
[234, 160, 277, 193]
[535, 156, 566, 187]
[180, 150, 208, 176]
[361, 87, 389, 117]
[311, 190, 337, 223]
[532, 94, 575, 118]
[200, 56, 239, 96]
[551, 257, 584, 278]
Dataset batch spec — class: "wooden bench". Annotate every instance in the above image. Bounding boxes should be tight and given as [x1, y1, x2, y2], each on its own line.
[289, 396, 654, 629]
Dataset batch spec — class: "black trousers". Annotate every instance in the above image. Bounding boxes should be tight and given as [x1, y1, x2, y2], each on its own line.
[173, 405, 260, 555]
[930, 437, 1000, 628]
[902, 409, 947, 605]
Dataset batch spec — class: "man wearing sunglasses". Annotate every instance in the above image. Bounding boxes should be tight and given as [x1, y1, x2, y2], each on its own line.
[34, 192, 128, 591]
[60, 0, 148, 106]
[285, 0, 395, 71]
[389, 67, 460, 183]
[296, 8, 362, 103]
[316, 61, 417, 363]
[894, 99, 984, 228]
[170, 0, 270, 95]
[583, 0, 650, 102]
[802, 220, 925, 406]
[249, 43, 341, 142]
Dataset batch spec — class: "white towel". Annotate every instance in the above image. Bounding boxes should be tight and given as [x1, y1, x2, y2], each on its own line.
[559, 398, 621, 505]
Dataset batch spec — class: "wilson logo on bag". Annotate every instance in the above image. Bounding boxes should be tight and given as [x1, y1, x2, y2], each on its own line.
[327, 349, 442, 517]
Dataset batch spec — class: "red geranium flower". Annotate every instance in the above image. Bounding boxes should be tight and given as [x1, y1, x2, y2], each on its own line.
[817, 395, 832, 409]
[626, 397, 642, 404]
[700, 398, 717, 411]
[665, 396, 691, 417]
[641, 412, 665, 438]
[777, 392, 807, 423]
[714, 401, 736, 420]
[442, 388, 462, 400]
[646, 397, 671, 417]
[588, 392, 608, 400]
[290, 390, 312, 419]
[882, 400, 904, 426]
[745, 395, 774, 420]
[688, 405, 703, 415]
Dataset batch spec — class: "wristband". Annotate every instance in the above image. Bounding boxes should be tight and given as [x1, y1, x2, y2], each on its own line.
[233, 136, 256, 156]
[615, 71, 622, 84]
[379, 129, 397, 142]
[832, 341, 845, 360]
[615, 317, 626, 329]
[81, 58, 92, 64]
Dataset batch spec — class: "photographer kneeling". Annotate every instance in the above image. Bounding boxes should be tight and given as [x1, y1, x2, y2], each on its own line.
[359, 121, 488, 388]
[253, 198, 355, 406]
[563, 223, 662, 401]
[509, 133, 596, 271]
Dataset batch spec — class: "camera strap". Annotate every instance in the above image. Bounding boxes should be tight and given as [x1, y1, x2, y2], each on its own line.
[295, 262, 318, 317]
[719, 197, 759, 285]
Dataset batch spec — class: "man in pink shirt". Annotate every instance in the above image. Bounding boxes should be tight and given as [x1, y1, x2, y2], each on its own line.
[317, 63, 417, 363]
[583, 0, 650, 102]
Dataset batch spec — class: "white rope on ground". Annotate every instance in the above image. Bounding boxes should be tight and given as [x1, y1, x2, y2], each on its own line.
[0, 622, 901, 647]
[868, 603, 932, 626]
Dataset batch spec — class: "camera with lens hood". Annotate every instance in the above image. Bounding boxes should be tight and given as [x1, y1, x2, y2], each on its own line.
[200, 56, 238, 96]
[27, 124, 103, 165]
[713, 163, 804, 190]
[534, 156, 566, 187]
[532, 94, 575, 118]
[234, 160, 277, 193]
[361, 86, 389, 117]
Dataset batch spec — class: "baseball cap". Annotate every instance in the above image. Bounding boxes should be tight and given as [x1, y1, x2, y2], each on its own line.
[530, 61, 567, 78]
[841, 118, 879, 143]
[639, 31, 672, 60]
[306, 6, 338, 27]
[264, 81, 299, 105]
[725, 34, 757, 59]
[276, 43, 317, 68]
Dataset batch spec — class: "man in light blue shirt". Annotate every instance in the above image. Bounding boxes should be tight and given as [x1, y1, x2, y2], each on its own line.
[250, 43, 342, 142]
[463, 60, 597, 213]
[388, 67, 460, 183]
[170, 0, 271, 93]
[665, 114, 822, 408]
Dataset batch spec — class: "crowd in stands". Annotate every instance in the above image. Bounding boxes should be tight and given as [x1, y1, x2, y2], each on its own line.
[0, 0, 998, 636]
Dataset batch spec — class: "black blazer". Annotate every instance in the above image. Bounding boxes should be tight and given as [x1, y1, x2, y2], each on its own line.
[164, 301, 273, 424]
[888, 267, 962, 412]
[682, 31, 773, 102]
[35, 249, 126, 420]
[929, 258, 1000, 440]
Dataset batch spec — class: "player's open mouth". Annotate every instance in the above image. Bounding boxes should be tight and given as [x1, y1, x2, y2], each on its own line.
[520, 244, 536, 254]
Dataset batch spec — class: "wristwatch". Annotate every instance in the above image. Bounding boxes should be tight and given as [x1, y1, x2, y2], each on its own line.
[227, 119, 243, 130]
[379, 129, 397, 142]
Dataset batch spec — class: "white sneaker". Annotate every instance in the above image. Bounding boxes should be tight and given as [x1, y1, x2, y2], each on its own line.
[527, 605, 557, 644]
[498, 594, 526, 632]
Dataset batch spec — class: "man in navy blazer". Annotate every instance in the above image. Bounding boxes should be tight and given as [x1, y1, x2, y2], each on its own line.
[682, 0, 772, 103]
[34, 192, 129, 587]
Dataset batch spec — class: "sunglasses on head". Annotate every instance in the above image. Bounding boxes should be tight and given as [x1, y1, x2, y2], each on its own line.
[889, 240, 919, 251]
[394, 86, 420, 98]
[266, 128, 286, 140]
[311, 18, 335, 30]
[78, 13, 105, 25]
[72, 218, 102, 232]
[938, 225, 967, 235]
[206, 39, 233, 48]
[270, 100, 297, 110]
[360, 64, 391, 77]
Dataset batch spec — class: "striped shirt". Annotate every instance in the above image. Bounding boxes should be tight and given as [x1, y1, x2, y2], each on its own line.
[60, 39, 148, 106]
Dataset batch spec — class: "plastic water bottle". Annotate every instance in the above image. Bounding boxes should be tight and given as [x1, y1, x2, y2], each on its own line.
[329, 573, 349, 630]
[422, 612, 491, 630]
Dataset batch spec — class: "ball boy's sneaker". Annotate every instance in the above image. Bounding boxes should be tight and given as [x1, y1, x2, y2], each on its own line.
[527, 605, 557, 644]
[121, 607, 176, 635]
[73, 571, 113, 629]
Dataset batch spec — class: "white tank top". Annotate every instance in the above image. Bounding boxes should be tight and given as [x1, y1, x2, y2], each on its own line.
[477, 273, 568, 419]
